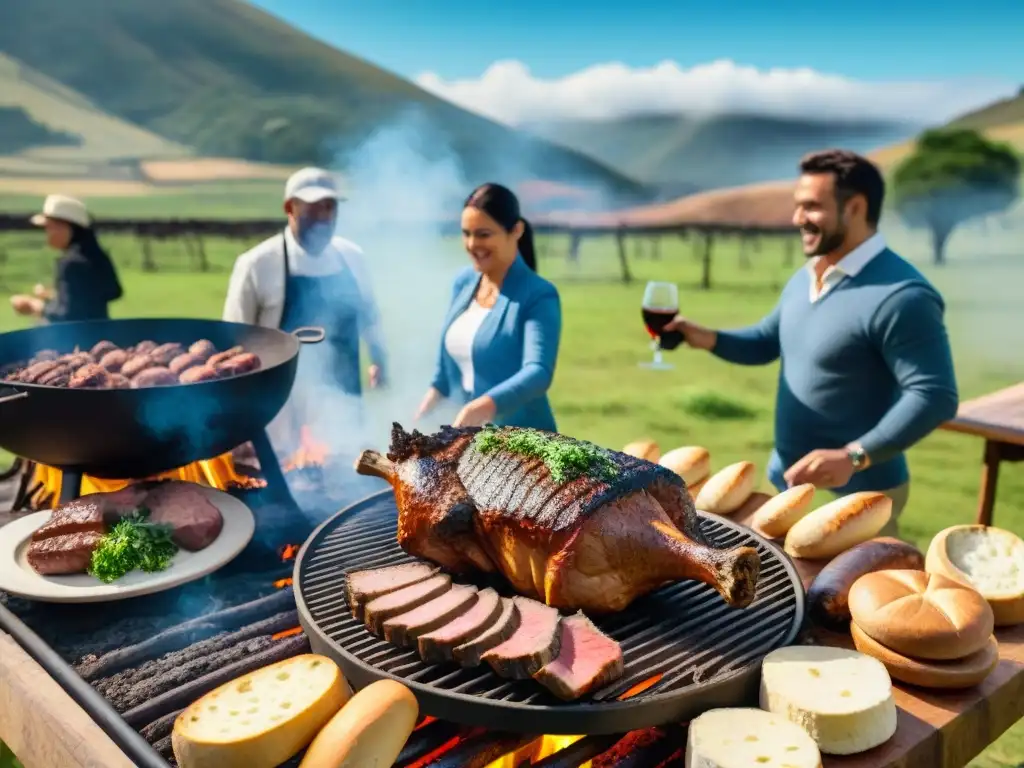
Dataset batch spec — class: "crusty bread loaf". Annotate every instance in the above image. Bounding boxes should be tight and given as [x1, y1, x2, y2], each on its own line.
[750, 483, 816, 539]
[925, 525, 1024, 627]
[783, 492, 891, 560]
[657, 446, 711, 486]
[850, 622, 998, 689]
[622, 439, 660, 462]
[848, 570, 994, 661]
[694, 461, 756, 515]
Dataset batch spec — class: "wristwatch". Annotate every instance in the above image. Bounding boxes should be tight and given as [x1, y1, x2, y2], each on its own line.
[847, 444, 869, 471]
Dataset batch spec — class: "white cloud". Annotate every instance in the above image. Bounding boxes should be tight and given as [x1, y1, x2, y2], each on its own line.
[414, 59, 1015, 126]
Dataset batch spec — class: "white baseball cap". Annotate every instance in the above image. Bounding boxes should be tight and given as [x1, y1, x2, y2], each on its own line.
[284, 167, 344, 203]
[30, 194, 91, 228]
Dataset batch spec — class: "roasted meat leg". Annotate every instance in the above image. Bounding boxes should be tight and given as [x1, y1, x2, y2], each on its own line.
[356, 424, 761, 614]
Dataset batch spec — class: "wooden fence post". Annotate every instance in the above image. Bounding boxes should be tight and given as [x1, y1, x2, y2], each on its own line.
[615, 229, 633, 284]
[567, 231, 581, 264]
[700, 232, 714, 290]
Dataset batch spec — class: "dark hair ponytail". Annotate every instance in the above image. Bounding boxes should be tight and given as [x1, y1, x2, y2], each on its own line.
[464, 182, 537, 272]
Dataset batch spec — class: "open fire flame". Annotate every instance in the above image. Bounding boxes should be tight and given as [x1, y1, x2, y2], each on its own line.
[282, 425, 329, 472]
[271, 543, 302, 640]
[31, 452, 265, 510]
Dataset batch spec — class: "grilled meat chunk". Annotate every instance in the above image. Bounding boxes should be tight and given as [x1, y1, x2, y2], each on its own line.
[121, 353, 157, 378]
[453, 597, 520, 667]
[69, 363, 110, 389]
[26, 531, 105, 575]
[142, 481, 224, 550]
[482, 597, 562, 679]
[356, 423, 761, 614]
[207, 346, 244, 367]
[215, 352, 261, 376]
[533, 612, 624, 700]
[383, 584, 478, 647]
[31, 498, 107, 541]
[90, 340, 120, 359]
[99, 349, 129, 373]
[131, 367, 177, 388]
[189, 339, 217, 360]
[346, 562, 440, 620]
[149, 343, 184, 366]
[418, 587, 503, 663]
[178, 365, 219, 383]
[363, 574, 452, 635]
[169, 353, 203, 376]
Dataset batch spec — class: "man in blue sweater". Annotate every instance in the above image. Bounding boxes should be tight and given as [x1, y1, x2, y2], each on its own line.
[665, 150, 959, 536]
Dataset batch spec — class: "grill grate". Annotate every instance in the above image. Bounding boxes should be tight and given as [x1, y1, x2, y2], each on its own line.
[295, 491, 805, 735]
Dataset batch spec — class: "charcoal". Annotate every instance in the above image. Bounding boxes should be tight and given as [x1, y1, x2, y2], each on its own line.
[532, 735, 621, 767]
[121, 633, 309, 727]
[417, 731, 535, 768]
[139, 709, 182, 744]
[394, 721, 465, 767]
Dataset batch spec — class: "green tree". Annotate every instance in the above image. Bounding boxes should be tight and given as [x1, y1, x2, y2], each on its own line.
[891, 128, 1021, 265]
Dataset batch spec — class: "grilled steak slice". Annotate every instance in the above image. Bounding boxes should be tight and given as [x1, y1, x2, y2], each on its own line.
[27, 531, 105, 575]
[383, 584, 478, 647]
[356, 423, 761, 614]
[31, 499, 106, 542]
[364, 575, 452, 634]
[533, 612, 624, 700]
[453, 597, 520, 667]
[346, 562, 439, 620]
[482, 597, 562, 679]
[419, 587, 503, 663]
[142, 481, 224, 551]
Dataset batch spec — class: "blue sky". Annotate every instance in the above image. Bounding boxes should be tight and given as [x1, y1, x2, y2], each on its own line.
[250, 0, 1023, 82]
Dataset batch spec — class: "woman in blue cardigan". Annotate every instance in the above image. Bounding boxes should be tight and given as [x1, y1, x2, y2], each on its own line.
[415, 183, 562, 431]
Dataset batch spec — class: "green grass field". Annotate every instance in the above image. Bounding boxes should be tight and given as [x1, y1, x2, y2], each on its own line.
[0, 226, 1021, 766]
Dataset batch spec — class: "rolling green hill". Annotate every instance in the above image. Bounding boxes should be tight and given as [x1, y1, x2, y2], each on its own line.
[0, 0, 646, 204]
[947, 88, 1024, 131]
[528, 113, 918, 192]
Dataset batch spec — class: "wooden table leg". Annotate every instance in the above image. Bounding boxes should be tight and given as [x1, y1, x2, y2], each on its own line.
[976, 440, 1001, 526]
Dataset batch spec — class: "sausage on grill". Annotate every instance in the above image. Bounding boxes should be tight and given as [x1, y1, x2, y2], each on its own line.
[99, 349, 129, 373]
[150, 343, 185, 367]
[206, 346, 244, 367]
[131, 367, 178, 388]
[90, 341, 119, 359]
[169, 353, 203, 376]
[121, 354, 158, 378]
[178, 365, 219, 384]
[188, 340, 217, 361]
[69, 364, 110, 389]
[215, 352, 261, 376]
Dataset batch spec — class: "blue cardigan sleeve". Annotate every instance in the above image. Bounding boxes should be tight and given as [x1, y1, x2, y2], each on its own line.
[711, 303, 782, 365]
[484, 285, 562, 415]
[430, 270, 472, 397]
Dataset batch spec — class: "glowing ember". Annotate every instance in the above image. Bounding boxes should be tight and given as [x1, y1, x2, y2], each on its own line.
[282, 425, 329, 472]
[273, 577, 293, 589]
[485, 734, 588, 767]
[271, 627, 303, 641]
[31, 453, 265, 510]
[279, 543, 300, 561]
[618, 673, 663, 700]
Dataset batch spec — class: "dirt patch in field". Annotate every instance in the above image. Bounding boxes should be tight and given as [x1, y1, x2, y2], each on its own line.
[0, 177, 158, 196]
[141, 158, 295, 182]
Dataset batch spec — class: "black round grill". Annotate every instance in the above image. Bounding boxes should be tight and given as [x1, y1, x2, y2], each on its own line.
[294, 490, 805, 735]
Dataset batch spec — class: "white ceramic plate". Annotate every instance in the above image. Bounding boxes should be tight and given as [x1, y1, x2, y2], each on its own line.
[0, 485, 255, 603]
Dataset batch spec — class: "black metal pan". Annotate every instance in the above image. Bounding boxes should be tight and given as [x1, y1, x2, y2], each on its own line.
[0, 318, 323, 478]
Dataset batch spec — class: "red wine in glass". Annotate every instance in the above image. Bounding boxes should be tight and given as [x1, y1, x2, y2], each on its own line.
[639, 281, 678, 369]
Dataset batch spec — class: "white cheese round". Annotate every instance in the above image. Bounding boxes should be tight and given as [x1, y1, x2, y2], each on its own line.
[759, 646, 897, 755]
[686, 707, 821, 768]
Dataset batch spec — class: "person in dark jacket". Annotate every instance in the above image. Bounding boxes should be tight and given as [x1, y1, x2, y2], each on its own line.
[10, 194, 123, 323]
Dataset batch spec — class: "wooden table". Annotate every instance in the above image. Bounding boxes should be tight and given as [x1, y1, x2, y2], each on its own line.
[941, 382, 1024, 526]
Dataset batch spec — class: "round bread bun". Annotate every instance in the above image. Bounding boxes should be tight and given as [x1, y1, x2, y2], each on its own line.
[750, 483, 816, 539]
[850, 622, 999, 689]
[694, 461, 756, 515]
[784, 492, 891, 560]
[622, 439, 660, 462]
[657, 446, 711, 486]
[848, 570, 994, 661]
[925, 525, 1024, 627]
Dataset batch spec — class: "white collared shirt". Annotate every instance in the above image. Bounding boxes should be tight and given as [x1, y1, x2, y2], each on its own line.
[807, 232, 887, 302]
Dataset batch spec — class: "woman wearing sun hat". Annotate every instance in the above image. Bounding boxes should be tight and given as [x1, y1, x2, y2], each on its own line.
[10, 194, 123, 323]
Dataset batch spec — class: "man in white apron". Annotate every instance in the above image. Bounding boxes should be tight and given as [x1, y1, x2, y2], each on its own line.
[223, 167, 387, 459]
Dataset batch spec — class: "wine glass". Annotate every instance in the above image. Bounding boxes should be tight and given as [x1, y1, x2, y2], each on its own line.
[639, 281, 678, 370]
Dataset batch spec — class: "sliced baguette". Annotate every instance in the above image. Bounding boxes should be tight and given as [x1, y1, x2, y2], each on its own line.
[622, 439, 660, 462]
[298, 679, 419, 768]
[784, 492, 891, 560]
[749, 483, 816, 539]
[657, 445, 711, 486]
[925, 524, 1024, 627]
[686, 707, 822, 768]
[172, 655, 349, 768]
[694, 461, 756, 515]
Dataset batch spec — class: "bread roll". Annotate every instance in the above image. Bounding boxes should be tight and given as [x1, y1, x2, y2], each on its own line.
[848, 570, 994, 661]
[686, 708, 822, 768]
[657, 446, 711, 485]
[850, 622, 998, 689]
[687, 477, 708, 500]
[783, 492, 891, 560]
[622, 439, 660, 462]
[694, 461, 756, 515]
[749, 483, 815, 539]
[925, 525, 1024, 627]
[298, 679, 418, 768]
[760, 645, 896, 755]
[806, 538, 924, 631]
[172, 655, 349, 768]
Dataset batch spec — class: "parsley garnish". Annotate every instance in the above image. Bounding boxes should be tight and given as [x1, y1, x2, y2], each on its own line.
[88, 510, 178, 583]
[473, 426, 617, 483]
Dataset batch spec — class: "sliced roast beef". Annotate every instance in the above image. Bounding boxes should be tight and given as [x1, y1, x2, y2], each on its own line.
[142, 481, 224, 551]
[31, 499, 106, 542]
[482, 597, 562, 679]
[383, 584, 478, 647]
[364, 574, 452, 634]
[419, 587, 503, 663]
[533, 612, 624, 700]
[453, 597, 521, 668]
[26, 531, 105, 575]
[346, 562, 440, 620]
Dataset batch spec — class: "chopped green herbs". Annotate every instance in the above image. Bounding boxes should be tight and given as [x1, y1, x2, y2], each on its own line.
[88, 510, 178, 583]
[472, 426, 617, 483]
